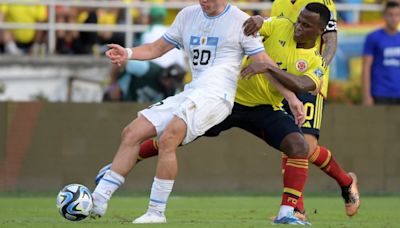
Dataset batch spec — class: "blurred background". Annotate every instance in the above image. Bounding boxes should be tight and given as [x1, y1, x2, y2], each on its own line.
[0, 0, 399, 195]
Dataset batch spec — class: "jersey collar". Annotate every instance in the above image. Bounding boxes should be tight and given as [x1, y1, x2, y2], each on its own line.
[203, 4, 231, 19]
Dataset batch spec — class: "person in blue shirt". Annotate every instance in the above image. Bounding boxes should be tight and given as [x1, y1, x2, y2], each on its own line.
[362, 1, 400, 105]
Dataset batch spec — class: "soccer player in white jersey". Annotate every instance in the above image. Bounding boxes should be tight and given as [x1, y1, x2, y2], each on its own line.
[91, 0, 304, 223]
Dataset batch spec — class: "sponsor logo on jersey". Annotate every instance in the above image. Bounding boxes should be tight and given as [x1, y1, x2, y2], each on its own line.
[279, 40, 286, 47]
[295, 60, 308, 72]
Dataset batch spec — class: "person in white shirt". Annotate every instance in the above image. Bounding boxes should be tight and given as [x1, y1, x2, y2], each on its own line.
[91, 0, 304, 224]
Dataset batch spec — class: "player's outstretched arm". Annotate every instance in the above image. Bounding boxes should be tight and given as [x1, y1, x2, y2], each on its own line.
[105, 38, 175, 67]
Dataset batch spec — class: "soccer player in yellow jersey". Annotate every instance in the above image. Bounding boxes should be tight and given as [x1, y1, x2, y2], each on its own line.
[95, 3, 336, 225]
[263, 0, 360, 218]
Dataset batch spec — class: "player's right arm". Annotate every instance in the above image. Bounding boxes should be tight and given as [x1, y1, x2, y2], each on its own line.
[106, 39, 175, 67]
[106, 5, 186, 67]
[241, 61, 320, 94]
[248, 52, 305, 126]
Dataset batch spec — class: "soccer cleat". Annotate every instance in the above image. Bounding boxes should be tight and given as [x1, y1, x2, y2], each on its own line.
[341, 172, 360, 217]
[270, 209, 307, 222]
[95, 163, 112, 185]
[132, 211, 167, 224]
[90, 200, 108, 219]
[294, 209, 307, 221]
[273, 212, 311, 225]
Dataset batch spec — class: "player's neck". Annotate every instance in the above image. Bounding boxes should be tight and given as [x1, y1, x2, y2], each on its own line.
[206, 3, 228, 17]
[296, 40, 315, 49]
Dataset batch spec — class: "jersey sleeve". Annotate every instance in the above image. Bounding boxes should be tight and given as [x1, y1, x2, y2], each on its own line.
[240, 20, 265, 56]
[324, 1, 337, 34]
[163, 8, 185, 49]
[363, 33, 375, 56]
[303, 57, 327, 90]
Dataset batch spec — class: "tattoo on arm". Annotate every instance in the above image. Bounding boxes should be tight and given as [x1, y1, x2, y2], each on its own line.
[321, 32, 337, 65]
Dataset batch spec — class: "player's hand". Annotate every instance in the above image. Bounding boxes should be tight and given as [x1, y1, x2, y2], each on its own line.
[243, 15, 264, 36]
[363, 95, 374, 106]
[287, 95, 305, 127]
[240, 62, 271, 80]
[105, 44, 128, 67]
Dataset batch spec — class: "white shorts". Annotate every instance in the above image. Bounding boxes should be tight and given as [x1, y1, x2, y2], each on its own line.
[139, 89, 231, 145]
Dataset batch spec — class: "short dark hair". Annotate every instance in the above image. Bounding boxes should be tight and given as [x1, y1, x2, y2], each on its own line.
[385, 1, 400, 11]
[305, 2, 331, 27]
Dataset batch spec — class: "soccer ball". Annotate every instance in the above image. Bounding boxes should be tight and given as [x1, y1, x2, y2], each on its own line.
[56, 184, 93, 221]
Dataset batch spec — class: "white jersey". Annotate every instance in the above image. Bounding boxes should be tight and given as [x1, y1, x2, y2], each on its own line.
[162, 4, 264, 105]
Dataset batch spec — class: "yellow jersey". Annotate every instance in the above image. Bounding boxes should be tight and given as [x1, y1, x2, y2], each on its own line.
[270, 0, 337, 97]
[235, 17, 326, 108]
[0, 3, 47, 44]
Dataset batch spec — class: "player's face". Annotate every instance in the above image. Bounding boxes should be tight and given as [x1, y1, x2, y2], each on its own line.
[384, 7, 400, 31]
[199, 0, 227, 17]
[294, 9, 323, 43]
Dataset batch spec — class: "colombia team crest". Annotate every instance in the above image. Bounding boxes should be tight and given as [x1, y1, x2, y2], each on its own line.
[295, 60, 308, 72]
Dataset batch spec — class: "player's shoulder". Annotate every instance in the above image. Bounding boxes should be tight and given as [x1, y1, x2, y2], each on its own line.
[228, 5, 252, 21]
[266, 16, 294, 29]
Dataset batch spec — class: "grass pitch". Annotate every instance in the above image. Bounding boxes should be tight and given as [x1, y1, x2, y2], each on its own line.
[0, 194, 398, 228]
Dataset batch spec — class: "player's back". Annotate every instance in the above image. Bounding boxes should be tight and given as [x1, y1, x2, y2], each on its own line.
[163, 4, 264, 104]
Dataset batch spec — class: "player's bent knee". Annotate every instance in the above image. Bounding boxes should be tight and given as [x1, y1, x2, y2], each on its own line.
[281, 133, 309, 158]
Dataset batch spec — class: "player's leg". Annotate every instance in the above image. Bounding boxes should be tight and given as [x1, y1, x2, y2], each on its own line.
[133, 116, 186, 224]
[92, 94, 186, 218]
[133, 95, 232, 224]
[91, 115, 157, 218]
[306, 134, 360, 216]
[240, 105, 310, 225]
[283, 93, 360, 216]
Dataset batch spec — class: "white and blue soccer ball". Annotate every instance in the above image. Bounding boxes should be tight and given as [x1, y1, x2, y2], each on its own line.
[56, 184, 93, 221]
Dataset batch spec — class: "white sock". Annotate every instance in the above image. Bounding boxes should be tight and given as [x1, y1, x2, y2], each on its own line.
[277, 205, 294, 219]
[92, 170, 125, 205]
[147, 177, 174, 215]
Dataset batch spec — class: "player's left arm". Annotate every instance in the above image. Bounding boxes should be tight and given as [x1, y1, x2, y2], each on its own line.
[321, 6, 338, 64]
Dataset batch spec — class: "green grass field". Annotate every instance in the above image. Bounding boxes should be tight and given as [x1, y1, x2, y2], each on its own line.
[0, 194, 398, 228]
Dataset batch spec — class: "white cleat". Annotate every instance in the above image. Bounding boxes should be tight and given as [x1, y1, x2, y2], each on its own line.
[132, 211, 167, 224]
[90, 202, 108, 219]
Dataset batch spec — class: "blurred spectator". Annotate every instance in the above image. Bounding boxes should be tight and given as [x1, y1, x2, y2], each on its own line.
[362, 1, 400, 105]
[56, 7, 98, 54]
[336, 0, 363, 23]
[140, 5, 186, 69]
[55, 5, 79, 54]
[103, 5, 187, 102]
[0, 2, 47, 55]
[97, 2, 125, 52]
[103, 61, 185, 102]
